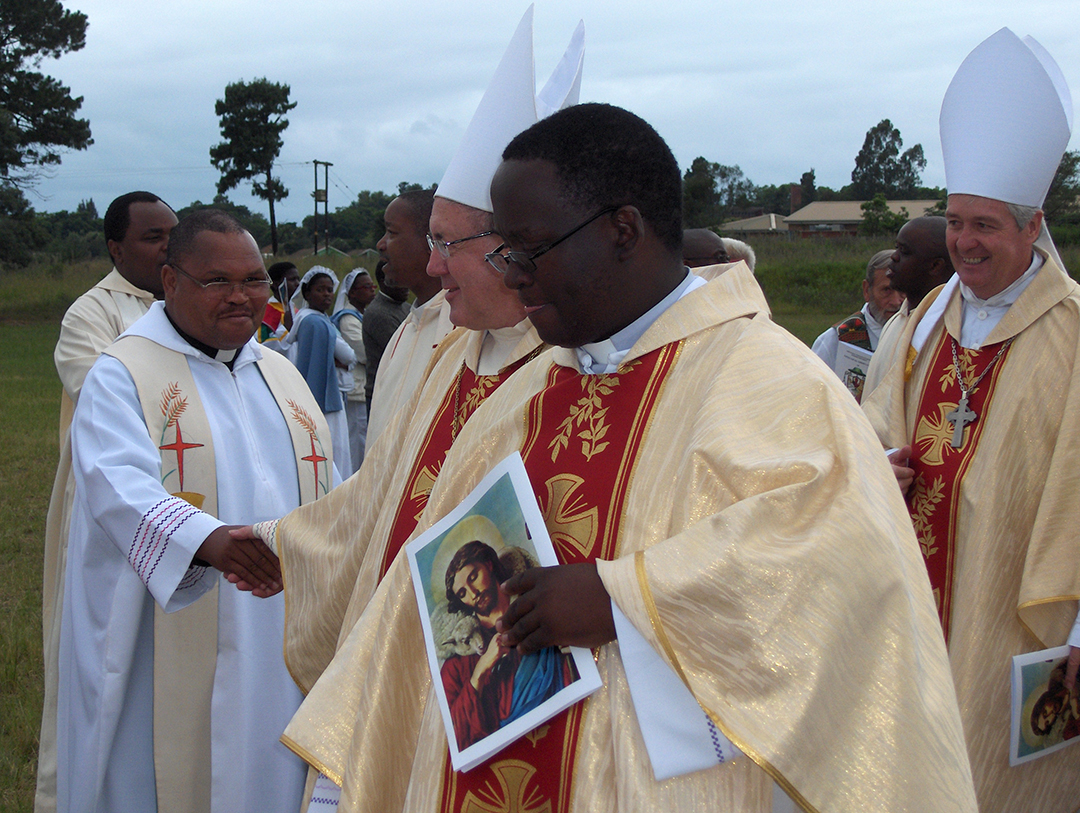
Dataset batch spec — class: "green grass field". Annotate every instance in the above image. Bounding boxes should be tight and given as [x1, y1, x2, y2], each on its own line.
[0, 322, 59, 813]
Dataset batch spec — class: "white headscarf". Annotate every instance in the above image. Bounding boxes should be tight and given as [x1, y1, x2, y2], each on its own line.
[333, 268, 370, 315]
[291, 266, 339, 312]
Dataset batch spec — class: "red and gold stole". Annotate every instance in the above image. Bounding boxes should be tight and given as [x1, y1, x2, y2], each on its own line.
[439, 343, 680, 813]
[907, 330, 1012, 642]
[380, 350, 543, 578]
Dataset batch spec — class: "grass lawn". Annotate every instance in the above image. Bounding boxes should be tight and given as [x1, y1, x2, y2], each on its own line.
[0, 322, 59, 813]
[771, 303, 844, 347]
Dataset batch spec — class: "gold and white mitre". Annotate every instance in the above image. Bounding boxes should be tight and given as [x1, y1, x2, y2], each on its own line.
[434, 4, 585, 212]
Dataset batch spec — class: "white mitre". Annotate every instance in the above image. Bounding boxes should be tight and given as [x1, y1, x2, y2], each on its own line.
[435, 4, 585, 213]
[940, 27, 1073, 208]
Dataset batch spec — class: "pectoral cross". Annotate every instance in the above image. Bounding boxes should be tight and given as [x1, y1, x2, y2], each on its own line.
[946, 396, 977, 449]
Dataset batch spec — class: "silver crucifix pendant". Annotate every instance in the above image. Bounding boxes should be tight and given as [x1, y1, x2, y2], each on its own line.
[946, 395, 977, 448]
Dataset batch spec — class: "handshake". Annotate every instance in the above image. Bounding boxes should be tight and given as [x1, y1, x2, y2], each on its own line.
[195, 524, 281, 597]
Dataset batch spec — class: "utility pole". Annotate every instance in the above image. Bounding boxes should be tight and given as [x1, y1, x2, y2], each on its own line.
[312, 160, 332, 255]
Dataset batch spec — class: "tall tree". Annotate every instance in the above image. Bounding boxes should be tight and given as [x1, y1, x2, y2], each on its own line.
[682, 157, 756, 227]
[851, 119, 926, 199]
[682, 156, 721, 228]
[209, 78, 296, 254]
[1043, 149, 1080, 224]
[0, 0, 92, 265]
[800, 169, 817, 206]
[0, 0, 92, 185]
[859, 193, 909, 236]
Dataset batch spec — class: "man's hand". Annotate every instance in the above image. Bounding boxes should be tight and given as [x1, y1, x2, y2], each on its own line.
[887, 444, 915, 495]
[196, 526, 281, 598]
[1066, 646, 1080, 693]
[496, 563, 615, 655]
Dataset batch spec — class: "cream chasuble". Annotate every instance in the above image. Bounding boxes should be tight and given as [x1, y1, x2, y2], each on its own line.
[266, 321, 545, 695]
[282, 266, 975, 813]
[57, 303, 332, 813]
[861, 251, 1080, 813]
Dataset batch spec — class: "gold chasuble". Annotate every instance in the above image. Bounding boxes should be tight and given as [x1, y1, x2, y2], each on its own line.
[270, 325, 546, 695]
[862, 251, 1080, 813]
[381, 344, 546, 578]
[103, 335, 332, 813]
[283, 266, 976, 813]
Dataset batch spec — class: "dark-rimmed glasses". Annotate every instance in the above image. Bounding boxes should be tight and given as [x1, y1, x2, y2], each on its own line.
[485, 206, 621, 274]
[172, 264, 272, 297]
[426, 230, 496, 258]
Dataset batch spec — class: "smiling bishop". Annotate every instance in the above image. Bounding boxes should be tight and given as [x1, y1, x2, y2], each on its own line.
[862, 28, 1080, 813]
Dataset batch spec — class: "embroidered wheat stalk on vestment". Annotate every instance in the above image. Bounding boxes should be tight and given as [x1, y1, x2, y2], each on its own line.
[288, 400, 319, 439]
[160, 383, 187, 429]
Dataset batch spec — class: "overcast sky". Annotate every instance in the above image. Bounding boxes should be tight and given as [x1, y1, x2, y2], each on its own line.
[26, 0, 1080, 225]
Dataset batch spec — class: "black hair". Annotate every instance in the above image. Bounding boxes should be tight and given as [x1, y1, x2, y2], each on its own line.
[166, 209, 247, 266]
[267, 261, 298, 285]
[395, 188, 436, 236]
[502, 103, 683, 253]
[103, 191, 171, 244]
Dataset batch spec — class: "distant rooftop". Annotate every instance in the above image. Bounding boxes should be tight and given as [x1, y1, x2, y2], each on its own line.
[719, 213, 788, 233]
[785, 200, 940, 225]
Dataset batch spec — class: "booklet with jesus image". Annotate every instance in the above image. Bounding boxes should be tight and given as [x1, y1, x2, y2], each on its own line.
[1010, 645, 1080, 765]
[406, 452, 602, 773]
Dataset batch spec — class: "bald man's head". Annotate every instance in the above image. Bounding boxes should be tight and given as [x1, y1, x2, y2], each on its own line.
[889, 216, 954, 307]
[682, 229, 729, 268]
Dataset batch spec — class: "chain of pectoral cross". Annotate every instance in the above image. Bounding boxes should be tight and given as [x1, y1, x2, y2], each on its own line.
[946, 336, 1014, 448]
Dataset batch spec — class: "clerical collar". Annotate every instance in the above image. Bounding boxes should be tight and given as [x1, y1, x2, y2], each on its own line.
[576, 270, 704, 375]
[411, 295, 433, 316]
[477, 319, 533, 375]
[162, 307, 240, 368]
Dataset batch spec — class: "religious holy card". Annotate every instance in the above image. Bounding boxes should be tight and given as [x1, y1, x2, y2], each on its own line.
[406, 452, 602, 773]
[833, 342, 873, 403]
[1010, 645, 1080, 765]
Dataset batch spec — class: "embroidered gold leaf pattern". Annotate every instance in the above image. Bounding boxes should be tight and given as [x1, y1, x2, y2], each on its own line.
[524, 725, 549, 748]
[461, 760, 551, 813]
[287, 399, 318, 439]
[938, 361, 957, 393]
[938, 347, 978, 393]
[548, 364, 637, 463]
[910, 473, 945, 560]
[914, 403, 957, 466]
[462, 375, 499, 417]
[159, 382, 187, 429]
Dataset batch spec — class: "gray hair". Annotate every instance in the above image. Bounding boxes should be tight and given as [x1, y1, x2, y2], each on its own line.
[1004, 202, 1040, 231]
[866, 249, 893, 285]
[721, 238, 756, 272]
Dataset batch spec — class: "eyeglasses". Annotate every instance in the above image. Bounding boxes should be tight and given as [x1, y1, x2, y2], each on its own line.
[172, 264, 272, 297]
[485, 206, 621, 275]
[426, 230, 496, 258]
